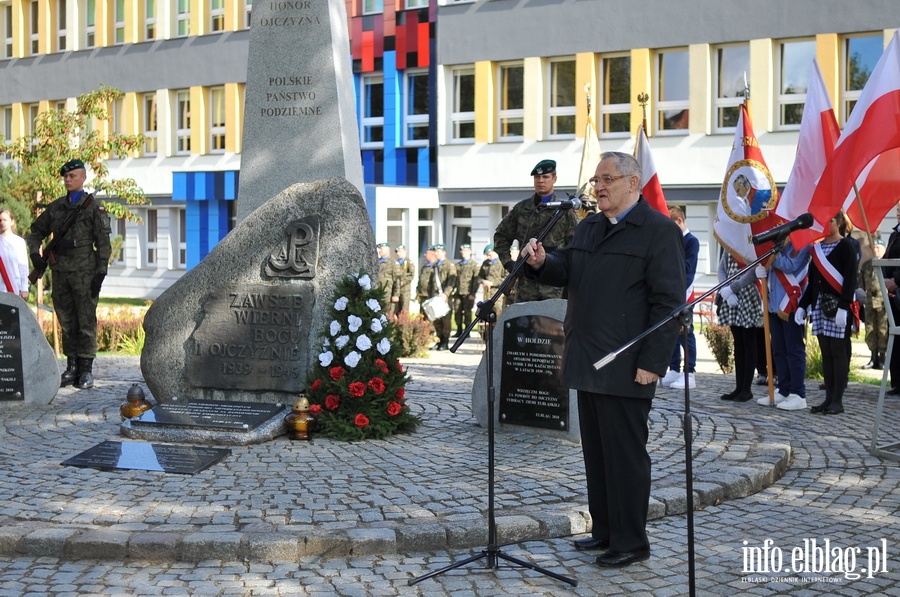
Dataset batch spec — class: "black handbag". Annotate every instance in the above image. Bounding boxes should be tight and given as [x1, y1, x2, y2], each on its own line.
[820, 293, 840, 317]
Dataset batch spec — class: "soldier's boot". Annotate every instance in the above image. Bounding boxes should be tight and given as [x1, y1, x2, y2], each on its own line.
[60, 357, 79, 387]
[76, 358, 94, 390]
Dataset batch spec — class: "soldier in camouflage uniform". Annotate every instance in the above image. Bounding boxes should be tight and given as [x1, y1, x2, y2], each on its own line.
[376, 242, 396, 314]
[391, 244, 415, 319]
[493, 159, 578, 304]
[27, 159, 111, 389]
[478, 244, 506, 317]
[452, 244, 479, 336]
[423, 244, 457, 351]
[416, 246, 437, 307]
[861, 239, 888, 369]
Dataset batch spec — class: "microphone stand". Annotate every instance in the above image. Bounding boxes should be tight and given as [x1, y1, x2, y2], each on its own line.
[593, 236, 790, 597]
[409, 205, 578, 588]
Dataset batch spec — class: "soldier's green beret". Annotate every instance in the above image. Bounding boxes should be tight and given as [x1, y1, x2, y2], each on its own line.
[531, 159, 556, 176]
[60, 159, 85, 175]
[376, 242, 391, 248]
[460, 244, 471, 249]
[433, 243, 445, 250]
[395, 244, 406, 250]
[484, 243, 495, 255]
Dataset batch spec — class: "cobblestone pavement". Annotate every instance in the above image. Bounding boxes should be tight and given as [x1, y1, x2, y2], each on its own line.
[1, 336, 899, 595]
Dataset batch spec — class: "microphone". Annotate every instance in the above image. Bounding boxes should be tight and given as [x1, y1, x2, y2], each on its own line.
[751, 213, 815, 245]
[538, 197, 582, 210]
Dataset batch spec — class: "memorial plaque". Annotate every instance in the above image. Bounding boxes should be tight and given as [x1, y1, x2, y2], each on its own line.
[62, 441, 230, 474]
[187, 284, 314, 392]
[0, 303, 24, 401]
[130, 399, 284, 432]
[499, 315, 569, 430]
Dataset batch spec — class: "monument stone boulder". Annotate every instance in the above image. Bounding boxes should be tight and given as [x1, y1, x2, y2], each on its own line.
[141, 177, 376, 404]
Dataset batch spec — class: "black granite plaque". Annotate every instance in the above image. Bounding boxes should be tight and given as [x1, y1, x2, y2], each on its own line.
[187, 284, 314, 392]
[130, 399, 284, 431]
[0, 303, 24, 401]
[499, 315, 569, 430]
[62, 441, 230, 474]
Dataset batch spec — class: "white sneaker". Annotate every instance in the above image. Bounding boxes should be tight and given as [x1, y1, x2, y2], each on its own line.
[776, 394, 807, 411]
[757, 392, 788, 406]
[670, 373, 696, 389]
[660, 370, 681, 387]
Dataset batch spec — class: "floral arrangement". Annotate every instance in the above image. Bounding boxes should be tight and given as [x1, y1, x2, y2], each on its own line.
[305, 272, 420, 440]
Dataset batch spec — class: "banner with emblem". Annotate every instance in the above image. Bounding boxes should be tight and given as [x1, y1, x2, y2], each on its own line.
[713, 103, 781, 265]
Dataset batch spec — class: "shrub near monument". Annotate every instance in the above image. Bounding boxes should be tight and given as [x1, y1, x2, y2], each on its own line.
[305, 272, 419, 440]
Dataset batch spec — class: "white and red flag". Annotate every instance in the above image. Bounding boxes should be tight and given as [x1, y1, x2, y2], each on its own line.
[634, 124, 668, 214]
[713, 103, 780, 264]
[810, 29, 900, 234]
[775, 59, 841, 248]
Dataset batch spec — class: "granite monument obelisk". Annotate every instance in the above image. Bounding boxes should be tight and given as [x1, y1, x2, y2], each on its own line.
[236, 0, 364, 222]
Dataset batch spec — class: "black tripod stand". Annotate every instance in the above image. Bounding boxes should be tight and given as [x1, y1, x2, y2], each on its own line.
[409, 207, 577, 588]
[593, 237, 791, 597]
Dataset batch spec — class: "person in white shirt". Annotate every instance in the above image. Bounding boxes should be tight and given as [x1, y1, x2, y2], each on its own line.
[0, 209, 29, 299]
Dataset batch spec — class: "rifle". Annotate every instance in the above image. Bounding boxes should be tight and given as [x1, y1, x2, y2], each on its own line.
[28, 194, 94, 285]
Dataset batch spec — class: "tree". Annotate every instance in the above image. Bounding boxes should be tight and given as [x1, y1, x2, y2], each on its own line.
[0, 85, 149, 224]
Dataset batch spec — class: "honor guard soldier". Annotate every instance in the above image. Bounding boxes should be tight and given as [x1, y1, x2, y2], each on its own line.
[376, 242, 396, 313]
[493, 159, 578, 303]
[27, 159, 112, 389]
[453, 244, 479, 336]
[392, 244, 415, 318]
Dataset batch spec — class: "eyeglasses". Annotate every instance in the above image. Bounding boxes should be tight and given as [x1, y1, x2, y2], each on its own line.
[589, 175, 627, 186]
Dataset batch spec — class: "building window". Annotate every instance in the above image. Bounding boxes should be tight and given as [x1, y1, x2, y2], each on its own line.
[57, 0, 67, 51]
[656, 49, 689, 134]
[111, 97, 124, 140]
[599, 54, 630, 136]
[450, 66, 475, 142]
[175, 90, 191, 155]
[210, 0, 225, 32]
[843, 34, 883, 123]
[142, 92, 157, 156]
[403, 69, 429, 146]
[405, 0, 428, 8]
[360, 74, 384, 148]
[27, 103, 39, 149]
[3, 4, 12, 58]
[1, 105, 11, 157]
[85, 0, 95, 48]
[497, 62, 524, 140]
[363, 0, 383, 14]
[713, 44, 749, 131]
[29, 0, 38, 55]
[114, 0, 125, 44]
[145, 0, 155, 39]
[145, 209, 157, 265]
[244, 0, 252, 28]
[776, 39, 816, 129]
[175, 208, 186, 268]
[548, 58, 576, 138]
[210, 86, 226, 153]
[176, 0, 190, 37]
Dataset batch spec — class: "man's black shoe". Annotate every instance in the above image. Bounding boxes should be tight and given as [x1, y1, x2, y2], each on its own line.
[596, 549, 650, 567]
[887, 387, 900, 396]
[573, 537, 610, 551]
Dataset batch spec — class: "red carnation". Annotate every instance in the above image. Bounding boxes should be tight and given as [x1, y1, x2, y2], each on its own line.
[348, 382, 366, 397]
[310, 404, 322, 415]
[354, 413, 370, 428]
[325, 394, 340, 410]
[395, 361, 404, 372]
[368, 377, 386, 394]
[310, 379, 322, 392]
[375, 359, 389, 373]
[387, 401, 402, 416]
[329, 366, 345, 381]
[395, 387, 405, 400]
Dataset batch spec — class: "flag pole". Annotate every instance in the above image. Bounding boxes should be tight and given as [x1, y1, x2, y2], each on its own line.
[852, 182, 876, 245]
[638, 91, 649, 139]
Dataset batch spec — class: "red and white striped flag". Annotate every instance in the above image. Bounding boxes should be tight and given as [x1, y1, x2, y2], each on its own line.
[810, 30, 900, 234]
[634, 124, 668, 214]
[775, 59, 840, 248]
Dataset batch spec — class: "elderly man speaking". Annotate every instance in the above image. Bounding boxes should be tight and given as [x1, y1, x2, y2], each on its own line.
[521, 151, 684, 568]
